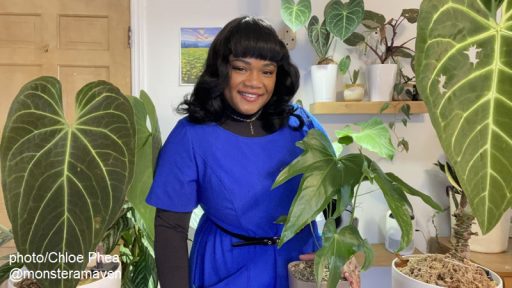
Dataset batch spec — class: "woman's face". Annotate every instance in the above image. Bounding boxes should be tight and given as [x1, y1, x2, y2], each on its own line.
[224, 56, 277, 115]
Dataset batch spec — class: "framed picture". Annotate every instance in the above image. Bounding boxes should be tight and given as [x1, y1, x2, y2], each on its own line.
[180, 27, 222, 85]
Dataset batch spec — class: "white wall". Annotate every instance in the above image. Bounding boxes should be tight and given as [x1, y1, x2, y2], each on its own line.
[140, 0, 451, 252]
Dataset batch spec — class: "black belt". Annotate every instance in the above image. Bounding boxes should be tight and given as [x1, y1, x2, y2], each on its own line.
[214, 223, 280, 247]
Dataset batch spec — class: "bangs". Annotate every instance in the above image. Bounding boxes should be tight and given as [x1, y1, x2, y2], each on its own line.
[228, 18, 285, 64]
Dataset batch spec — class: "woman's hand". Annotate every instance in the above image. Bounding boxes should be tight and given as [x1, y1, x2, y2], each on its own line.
[298, 253, 361, 288]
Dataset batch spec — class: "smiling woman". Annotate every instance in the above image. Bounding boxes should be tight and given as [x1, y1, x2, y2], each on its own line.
[144, 16, 333, 288]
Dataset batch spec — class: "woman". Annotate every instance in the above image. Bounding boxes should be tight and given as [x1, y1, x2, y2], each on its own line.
[147, 16, 330, 288]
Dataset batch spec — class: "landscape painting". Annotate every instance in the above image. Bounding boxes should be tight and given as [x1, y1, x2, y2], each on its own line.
[180, 27, 221, 85]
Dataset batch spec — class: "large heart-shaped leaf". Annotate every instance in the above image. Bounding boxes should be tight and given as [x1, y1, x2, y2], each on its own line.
[307, 16, 331, 59]
[0, 76, 135, 288]
[281, 0, 312, 32]
[416, 0, 512, 233]
[325, 0, 365, 41]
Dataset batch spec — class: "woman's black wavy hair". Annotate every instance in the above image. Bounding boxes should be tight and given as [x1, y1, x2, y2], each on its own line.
[177, 16, 303, 132]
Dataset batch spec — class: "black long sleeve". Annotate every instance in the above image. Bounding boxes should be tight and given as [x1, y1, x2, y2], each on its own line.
[155, 209, 191, 288]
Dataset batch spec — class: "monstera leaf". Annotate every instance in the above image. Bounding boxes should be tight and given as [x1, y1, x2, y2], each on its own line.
[0, 76, 135, 288]
[281, 0, 312, 31]
[325, 0, 365, 41]
[416, 0, 512, 233]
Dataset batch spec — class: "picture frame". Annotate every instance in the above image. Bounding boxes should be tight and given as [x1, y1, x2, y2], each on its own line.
[180, 27, 221, 85]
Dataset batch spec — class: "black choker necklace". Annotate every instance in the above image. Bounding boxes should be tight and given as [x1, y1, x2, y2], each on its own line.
[228, 110, 262, 135]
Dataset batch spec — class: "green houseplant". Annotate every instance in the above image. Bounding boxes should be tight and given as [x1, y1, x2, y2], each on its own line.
[273, 116, 442, 288]
[0, 76, 136, 288]
[391, 0, 511, 286]
[345, 8, 418, 101]
[280, 0, 365, 102]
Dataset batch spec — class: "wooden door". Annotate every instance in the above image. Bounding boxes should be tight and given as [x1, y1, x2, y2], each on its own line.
[0, 0, 131, 252]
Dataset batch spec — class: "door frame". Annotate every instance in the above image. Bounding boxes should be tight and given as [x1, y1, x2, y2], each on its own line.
[130, 0, 145, 96]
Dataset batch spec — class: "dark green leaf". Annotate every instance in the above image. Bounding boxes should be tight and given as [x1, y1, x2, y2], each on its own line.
[401, 8, 419, 23]
[393, 48, 414, 59]
[397, 139, 409, 152]
[388, 122, 395, 130]
[370, 162, 414, 252]
[308, 16, 331, 59]
[400, 103, 411, 119]
[363, 10, 386, 26]
[0, 76, 135, 288]
[281, 0, 312, 31]
[394, 83, 405, 95]
[343, 32, 365, 46]
[386, 173, 443, 211]
[401, 118, 408, 127]
[379, 102, 390, 113]
[352, 69, 360, 84]
[325, 0, 365, 41]
[338, 135, 354, 145]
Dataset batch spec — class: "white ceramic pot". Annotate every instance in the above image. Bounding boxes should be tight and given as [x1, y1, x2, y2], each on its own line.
[7, 263, 122, 288]
[311, 64, 338, 102]
[391, 256, 503, 288]
[450, 192, 511, 253]
[288, 261, 349, 288]
[367, 64, 397, 101]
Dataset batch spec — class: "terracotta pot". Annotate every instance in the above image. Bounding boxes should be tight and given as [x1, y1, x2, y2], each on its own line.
[288, 261, 350, 288]
[391, 255, 503, 288]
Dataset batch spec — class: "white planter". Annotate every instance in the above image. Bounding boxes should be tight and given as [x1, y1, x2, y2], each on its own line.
[367, 64, 397, 101]
[311, 64, 338, 102]
[391, 256, 503, 288]
[8, 263, 122, 288]
[450, 193, 511, 253]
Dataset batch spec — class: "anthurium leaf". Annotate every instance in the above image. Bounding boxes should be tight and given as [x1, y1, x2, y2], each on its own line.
[401, 8, 419, 23]
[0, 76, 135, 288]
[126, 92, 161, 242]
[325, 0, 365, 41]
[363, 10, 386, 27]
[416, 0, 512, 233]
[386, 173, 443, 211]
[308, 16, 331, 59]
[335, 118, 395, 160]
[338, 55, 351, 75]
[393, 47, 415, 59]
[370, 162, 414, 251]
[281, 0, 312, 31]
[343, 31, 365, 46]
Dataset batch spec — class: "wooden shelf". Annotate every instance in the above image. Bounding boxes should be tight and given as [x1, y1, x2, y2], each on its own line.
[310, 101, 428, 115]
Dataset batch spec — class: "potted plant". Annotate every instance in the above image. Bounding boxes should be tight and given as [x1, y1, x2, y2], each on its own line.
[280, 0, 365, 102]
[343, 65, 365, 101]
[344, 8, 418, 101]
[0, 76, 136, 288]
[391, 0, 512, 286]
[272, 116, 443, 288]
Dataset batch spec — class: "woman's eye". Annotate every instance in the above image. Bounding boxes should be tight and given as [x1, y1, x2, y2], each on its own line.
[232, 66, 247, 72]
[263, 70, 275, 77]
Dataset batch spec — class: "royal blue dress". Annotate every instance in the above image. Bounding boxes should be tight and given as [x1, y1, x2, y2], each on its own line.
[146, 108, 325, 288]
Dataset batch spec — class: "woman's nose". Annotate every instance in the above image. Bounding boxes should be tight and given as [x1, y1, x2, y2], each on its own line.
[243, 71, 263, 87]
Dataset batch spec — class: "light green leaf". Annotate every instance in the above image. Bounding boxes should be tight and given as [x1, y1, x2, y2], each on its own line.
[281, 0, 312, 31]
[335, 118, 395, 160]
[416, 0, 512, 233]
[338, 55, 351, 75]
[325, 0, 365, 41]
[0, 76, 135, 288]
[307, 16, 331, 59]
